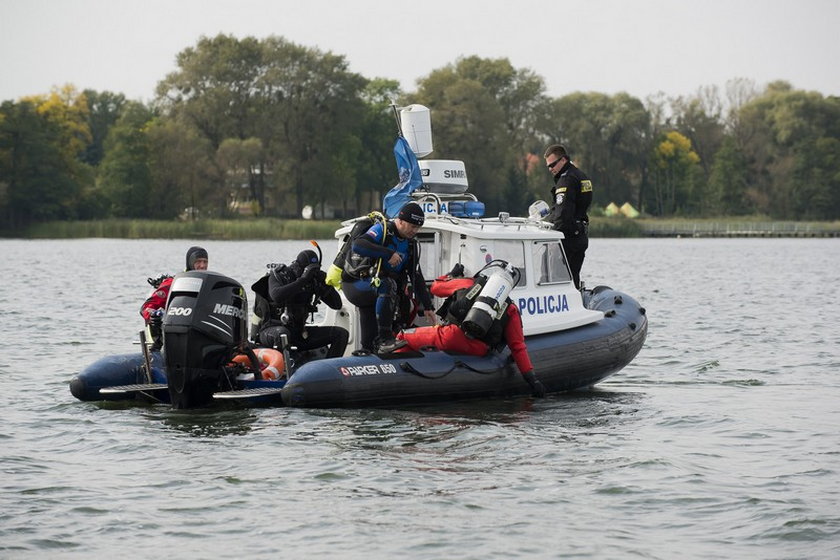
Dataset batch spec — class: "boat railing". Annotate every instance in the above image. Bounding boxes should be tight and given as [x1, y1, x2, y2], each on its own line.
[411, 190, 478, 209]
[476, 215, 556, 231]
[411, 191, 557, 232]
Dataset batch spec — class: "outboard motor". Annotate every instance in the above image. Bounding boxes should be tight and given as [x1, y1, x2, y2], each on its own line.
[162, 271, 248, 409]
[461, 261, 518, 339]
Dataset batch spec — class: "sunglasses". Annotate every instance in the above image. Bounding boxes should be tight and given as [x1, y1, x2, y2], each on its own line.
[546, 158, 563, 170]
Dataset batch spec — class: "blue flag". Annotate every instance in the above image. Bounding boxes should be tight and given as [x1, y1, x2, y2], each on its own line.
[383, 136, 422, 218]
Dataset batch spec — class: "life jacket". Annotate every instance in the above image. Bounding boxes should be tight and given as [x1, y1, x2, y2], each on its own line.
[436, 278, 510, 348]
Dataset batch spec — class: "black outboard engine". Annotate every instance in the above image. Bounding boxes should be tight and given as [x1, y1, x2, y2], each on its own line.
[162, 271, 249, 409]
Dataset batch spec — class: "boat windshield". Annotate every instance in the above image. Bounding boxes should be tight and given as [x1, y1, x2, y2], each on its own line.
[533, 241, 572, 285]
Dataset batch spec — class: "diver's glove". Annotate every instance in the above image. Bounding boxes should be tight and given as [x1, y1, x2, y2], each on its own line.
[301, 263, 319, 282]
[522, 370, 546, 398]
[149, 308, 164, 325]
[448, 263, 465, 278]
[148, 309, 164, 349]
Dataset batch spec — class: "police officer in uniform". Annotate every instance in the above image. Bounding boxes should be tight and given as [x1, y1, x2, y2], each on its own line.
[543, 144, 592, 289]
[257, 250, 348, 358]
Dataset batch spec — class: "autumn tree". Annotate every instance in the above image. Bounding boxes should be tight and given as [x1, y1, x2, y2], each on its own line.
[647, 131, 701, 215]
[0, 100, 80, 225]
[0, 86, 95, 226]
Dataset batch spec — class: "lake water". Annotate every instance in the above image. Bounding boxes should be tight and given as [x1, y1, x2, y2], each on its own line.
[1, 237, 838, 559]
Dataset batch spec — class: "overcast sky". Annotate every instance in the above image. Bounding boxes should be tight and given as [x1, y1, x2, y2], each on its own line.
[2, 0, 838, 104]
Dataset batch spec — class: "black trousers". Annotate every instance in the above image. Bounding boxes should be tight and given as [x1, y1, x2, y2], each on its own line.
[259, 324, 349, 358]
[562, 235, 588, 290]
[343, 277, 401, 351]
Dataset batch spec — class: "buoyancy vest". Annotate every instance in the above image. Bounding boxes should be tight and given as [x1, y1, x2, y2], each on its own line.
[252, 264, 317, 331]
[341, 213, 388, 280]
[345, 220, 416, 281]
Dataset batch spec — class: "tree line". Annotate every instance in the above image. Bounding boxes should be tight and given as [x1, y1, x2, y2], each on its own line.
[2, 33, 839, 230]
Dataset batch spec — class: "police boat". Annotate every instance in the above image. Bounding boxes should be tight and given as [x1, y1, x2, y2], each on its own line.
[70, 105, 647, 409]
[279, 173, 647, 407]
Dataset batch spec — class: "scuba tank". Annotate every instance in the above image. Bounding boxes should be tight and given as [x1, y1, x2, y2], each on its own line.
[461, 261, 519, 339]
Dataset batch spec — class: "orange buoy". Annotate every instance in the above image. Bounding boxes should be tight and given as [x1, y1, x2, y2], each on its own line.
[230, 348, 285, 380]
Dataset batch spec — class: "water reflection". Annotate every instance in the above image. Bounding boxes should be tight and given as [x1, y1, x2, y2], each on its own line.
[155, 408, 260, 438]
[278, 389, 649, 461]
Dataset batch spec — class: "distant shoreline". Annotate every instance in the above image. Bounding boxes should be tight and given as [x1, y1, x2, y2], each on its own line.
[635, 219, 840, 238]
[2, 217, 839, 240]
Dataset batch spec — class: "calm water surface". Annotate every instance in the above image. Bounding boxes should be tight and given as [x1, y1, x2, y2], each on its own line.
[1, 237, 838, 559]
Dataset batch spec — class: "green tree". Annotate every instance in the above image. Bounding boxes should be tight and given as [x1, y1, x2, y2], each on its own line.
[157, 34, 264, 148]
[146, 118, 215, 219]
[707, 136, 751, 215]
[789, 136, 840, 220]
[81, 89, 127, 166]
[98, 102, 154, 217]
[258, 36, 367, 217]
[734, 81, 840, 219]
[217, 137, 265, 213]
[156, 34, 368, 218]
[413, 56, 546, 214]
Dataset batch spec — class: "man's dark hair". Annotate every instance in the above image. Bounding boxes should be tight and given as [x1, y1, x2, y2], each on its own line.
[543, 144, 569, 160]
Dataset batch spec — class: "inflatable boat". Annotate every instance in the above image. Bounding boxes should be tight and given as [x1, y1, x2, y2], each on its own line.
[69, 202, 647, 409]
[69, 276, 645, 409]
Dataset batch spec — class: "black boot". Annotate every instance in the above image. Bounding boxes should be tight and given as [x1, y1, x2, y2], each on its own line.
[374, 334, 406, 354]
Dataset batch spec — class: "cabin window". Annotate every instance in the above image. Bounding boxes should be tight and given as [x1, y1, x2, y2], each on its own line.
[533, 241, 572, 284]
[493, 240, 527, 288]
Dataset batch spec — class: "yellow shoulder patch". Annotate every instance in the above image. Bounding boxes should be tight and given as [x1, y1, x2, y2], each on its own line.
[581, 180, 593, 193]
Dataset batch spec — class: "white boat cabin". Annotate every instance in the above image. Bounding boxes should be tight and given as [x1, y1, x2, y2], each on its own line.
[324, 189, 603, 353]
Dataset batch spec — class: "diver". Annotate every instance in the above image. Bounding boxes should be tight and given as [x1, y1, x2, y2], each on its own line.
[255, 249, 348, 359]
[140, 246, 208, 350]
[396, 263, 547, 397]
[341, 202, 436, 354]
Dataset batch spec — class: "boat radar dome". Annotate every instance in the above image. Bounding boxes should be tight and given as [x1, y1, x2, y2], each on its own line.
[418, 159, 469, 194]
